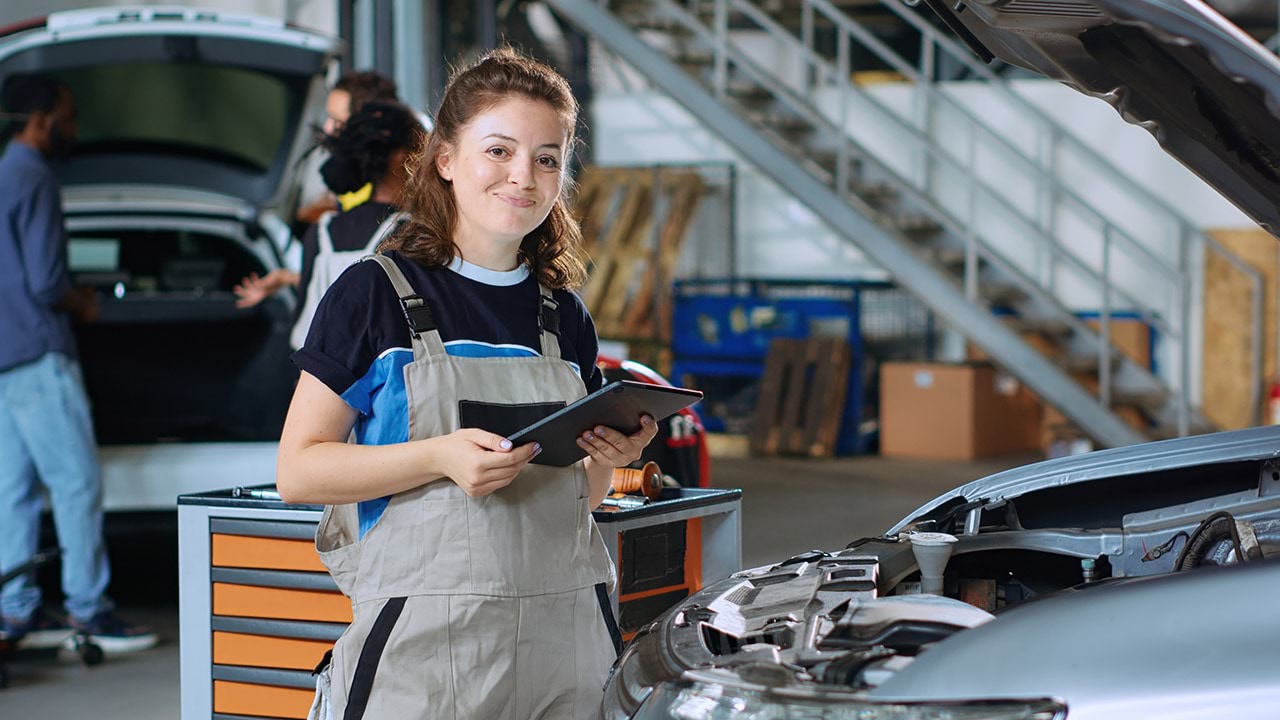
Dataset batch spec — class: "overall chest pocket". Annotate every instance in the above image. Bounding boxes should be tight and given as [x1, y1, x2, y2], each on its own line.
[458, 400, 565, 439]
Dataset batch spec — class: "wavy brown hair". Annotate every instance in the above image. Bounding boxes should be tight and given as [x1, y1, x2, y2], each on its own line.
[384, 47, 587, 289]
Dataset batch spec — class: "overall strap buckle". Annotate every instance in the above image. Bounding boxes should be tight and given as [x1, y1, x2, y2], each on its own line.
[400, 295, 437, 336]
[539, 294, 561, 337]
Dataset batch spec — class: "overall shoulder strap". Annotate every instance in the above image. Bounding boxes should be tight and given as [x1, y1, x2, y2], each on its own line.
[316, 211, 337, 254]
[362, 211, 409, 254]
[537, 284, 561, 360]
[363, 254, 446, 360]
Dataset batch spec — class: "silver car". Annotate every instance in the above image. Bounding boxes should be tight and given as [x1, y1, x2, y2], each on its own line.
[0, 7, 338, 511]
[606, 425, 1280, 719]
[604, 4, 1280, 715]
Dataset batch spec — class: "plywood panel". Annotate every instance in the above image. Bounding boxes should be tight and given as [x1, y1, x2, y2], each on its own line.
[213, 584, 352, 623]
[213, 680, 313, 719]
[212, 632, 334, 671]
[211, 535, 326, 573]
[1204, 229, 1275, 430]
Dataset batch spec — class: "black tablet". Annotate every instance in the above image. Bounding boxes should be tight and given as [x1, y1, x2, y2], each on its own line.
[509, 380, 703, 467]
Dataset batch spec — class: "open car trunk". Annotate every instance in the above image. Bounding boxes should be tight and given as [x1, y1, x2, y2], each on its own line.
[68, 219, 297, 444]
[0, 8, 337, 208]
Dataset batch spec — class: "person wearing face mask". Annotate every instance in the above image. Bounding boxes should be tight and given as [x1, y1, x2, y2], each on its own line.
[0, 74, 157, 654]
[234, 100, 422, 350]
[245, 72, 403, 311]
[276, 49, 658, 719]
[295, 70, 401, 225]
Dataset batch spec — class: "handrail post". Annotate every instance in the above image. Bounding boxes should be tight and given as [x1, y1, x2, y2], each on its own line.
[965, 131, 979, 303]
[1178, 224, 1192, 437]
[917, 36, 935, 192]
[801, 0, 814, 102]
[836, 21, 851, 197]
[1101, 225, 1113, 409]
[713, 0, 728, 99]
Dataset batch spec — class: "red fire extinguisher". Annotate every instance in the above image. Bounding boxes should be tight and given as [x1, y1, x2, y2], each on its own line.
[1269, 379, 1280, 425]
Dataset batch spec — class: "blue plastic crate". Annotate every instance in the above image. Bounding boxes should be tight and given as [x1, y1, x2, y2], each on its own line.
[671, 279, 931, 455]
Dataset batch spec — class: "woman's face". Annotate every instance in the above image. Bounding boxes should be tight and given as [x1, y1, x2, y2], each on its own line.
[436, 97, 569, 254]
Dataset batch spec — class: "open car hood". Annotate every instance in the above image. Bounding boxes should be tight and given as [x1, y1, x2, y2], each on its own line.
[918, 0, 1280, 236]
[888, 423, 1280, 533]
[0, 7, 338, 208]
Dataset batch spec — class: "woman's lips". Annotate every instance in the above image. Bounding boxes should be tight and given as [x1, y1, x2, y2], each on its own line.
[497, 193, 536, 208]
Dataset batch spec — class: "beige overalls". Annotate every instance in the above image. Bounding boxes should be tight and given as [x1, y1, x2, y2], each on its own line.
[313, 255, 618, 720]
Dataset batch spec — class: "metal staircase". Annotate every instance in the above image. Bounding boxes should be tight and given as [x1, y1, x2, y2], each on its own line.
[548, 0, 1265, 446]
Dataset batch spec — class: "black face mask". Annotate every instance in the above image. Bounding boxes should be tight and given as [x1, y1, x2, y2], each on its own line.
[47, 124, 75, 162]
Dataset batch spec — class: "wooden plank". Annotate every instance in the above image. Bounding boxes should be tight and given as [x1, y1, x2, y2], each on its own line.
[795, 338, 852, 458]
[1204, 228, 1275, 430]
[751, 340, 808, 455]
[780, 341, 814, 454]
[623, 171, 704, 339]
[596, 197, 655, 336]
[583, 175, 650, 321]
[574, 168, 618, 260]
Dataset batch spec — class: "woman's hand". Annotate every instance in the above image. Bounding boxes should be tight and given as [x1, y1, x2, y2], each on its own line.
[577, 416, 658, 469]
[434, 429, 543, 497]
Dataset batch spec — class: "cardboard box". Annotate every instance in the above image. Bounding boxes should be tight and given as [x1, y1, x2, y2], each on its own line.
[968, 316, 1153, 452]
[880, 362, 1043, 460]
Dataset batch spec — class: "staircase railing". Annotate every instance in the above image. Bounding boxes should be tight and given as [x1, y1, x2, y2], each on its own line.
[862, 0, 1265, 428]
[672, 0, 1264, 433]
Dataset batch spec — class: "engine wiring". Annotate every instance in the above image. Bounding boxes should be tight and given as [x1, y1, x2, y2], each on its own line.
[1141, 531, 1189, 562]
[1172, 511, 1247, 571]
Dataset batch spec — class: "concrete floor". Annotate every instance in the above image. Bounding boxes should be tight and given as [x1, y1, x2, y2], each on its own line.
[0, 450, 1035, 718]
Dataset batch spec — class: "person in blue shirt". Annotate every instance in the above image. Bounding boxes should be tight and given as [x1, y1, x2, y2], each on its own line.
[0, 74, 156, 654]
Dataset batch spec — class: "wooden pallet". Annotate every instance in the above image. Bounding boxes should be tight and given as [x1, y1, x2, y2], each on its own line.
[750, 338, 853, 458]
[572, 166, 704, 340]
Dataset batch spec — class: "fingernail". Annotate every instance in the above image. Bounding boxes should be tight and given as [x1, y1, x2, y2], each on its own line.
[499, 439, 513, 450]
[576, 438, 587, 447]
[584, 432, 595, 441]
[534, 444, 543, 454]
[643, 416, 654, 426]
[595, 427, 606, 436]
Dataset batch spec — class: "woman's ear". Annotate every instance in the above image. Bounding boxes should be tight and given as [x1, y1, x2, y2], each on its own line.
[435, 146, 454, 183]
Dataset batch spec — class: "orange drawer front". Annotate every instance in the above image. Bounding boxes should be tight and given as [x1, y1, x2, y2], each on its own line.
[213, 583, 353, 623]
[213, 680, 314, 719]
[212, 534, 326, 573]
[213, 632, 335, 671]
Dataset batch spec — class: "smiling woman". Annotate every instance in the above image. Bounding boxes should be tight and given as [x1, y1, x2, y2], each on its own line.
[275, 47, 659, 720]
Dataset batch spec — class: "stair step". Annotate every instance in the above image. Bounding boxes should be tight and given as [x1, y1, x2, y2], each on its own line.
[1111, 390, 1168, 412]
[631, 16, 694, 35]
[670, 50, 715, 67]
[979, 283, 1028, 307]
[745, 111, 814, 135]
[889, 214, 943, 234]
[725, 82, 775, 104]
[1056, 353, 1123, 374]
[850, 180, 898, 202]
[1005, 317, 1074, 338]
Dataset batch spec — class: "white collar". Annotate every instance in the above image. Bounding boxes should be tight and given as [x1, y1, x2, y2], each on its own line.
[447, 256, 530, 287]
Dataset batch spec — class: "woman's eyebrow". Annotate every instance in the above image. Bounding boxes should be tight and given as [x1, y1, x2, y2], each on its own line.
[483, 133, 561, 150]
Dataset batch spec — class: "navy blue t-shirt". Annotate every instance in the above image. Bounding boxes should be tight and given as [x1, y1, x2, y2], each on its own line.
[291, 250, 603, 536]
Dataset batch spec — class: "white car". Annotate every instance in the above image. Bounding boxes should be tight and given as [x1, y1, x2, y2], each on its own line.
[0, 7, 339, 510]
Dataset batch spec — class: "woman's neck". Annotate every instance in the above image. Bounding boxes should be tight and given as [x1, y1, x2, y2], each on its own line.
[453, 229, 522, 272]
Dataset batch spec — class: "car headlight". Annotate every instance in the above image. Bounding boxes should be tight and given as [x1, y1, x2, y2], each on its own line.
[602, 623, 682, 720]
[632, 672, 1066, 720]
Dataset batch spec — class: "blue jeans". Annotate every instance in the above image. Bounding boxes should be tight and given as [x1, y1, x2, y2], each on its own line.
[0, 352, 110, 624]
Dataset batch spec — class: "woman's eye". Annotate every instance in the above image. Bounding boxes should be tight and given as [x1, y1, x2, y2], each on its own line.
[537, 156, 560, 169]
[487, 147, 509, 158]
